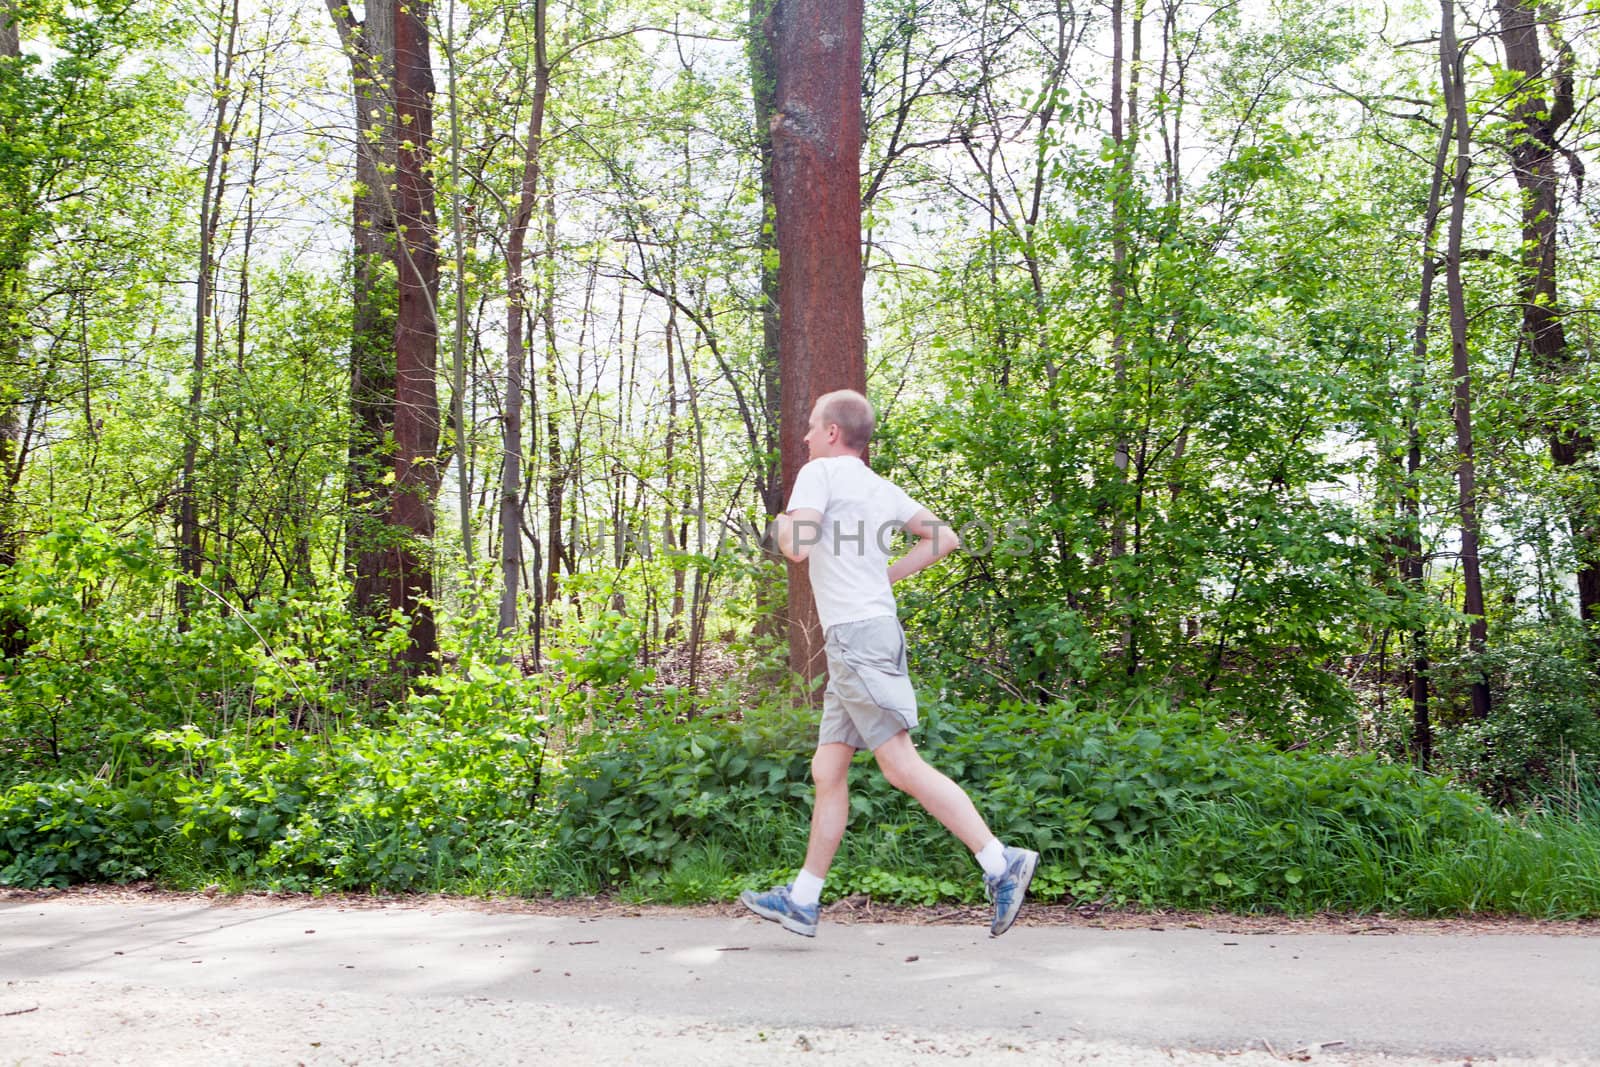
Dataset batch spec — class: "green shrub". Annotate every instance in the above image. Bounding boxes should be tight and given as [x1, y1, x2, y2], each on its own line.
[0, 522, 413, 788]
[0, 778, 171, 887]
[1426, 629, 1600, 805]
[550, 703, 816, 878]
[1, 679, 549, 892]
[146, 687, 547, 891]
[5, 631, 1594, 917]
[548, 691, 1532, 913]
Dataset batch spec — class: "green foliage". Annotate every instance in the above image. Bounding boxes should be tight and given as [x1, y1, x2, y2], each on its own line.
[6, 636, 1599, 918]
[151, 695, 544, 892]
[1, 522, 174, 783]
[1, 691, 548, 892]
[0, 778, 171, 887]
[2, 0, 1599, 928]
[546, 693, 1600, 916]
[550, 703, 815, 876]
[548, 606, 655, 726]
[1424, 628, 1600, 805]
[883, 107, 1397, 745]
[0, 521, 411, 785]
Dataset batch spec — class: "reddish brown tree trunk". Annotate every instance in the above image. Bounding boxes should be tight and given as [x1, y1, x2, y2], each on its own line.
[769, 0, 867, 688]
[390, 0, 441, 669]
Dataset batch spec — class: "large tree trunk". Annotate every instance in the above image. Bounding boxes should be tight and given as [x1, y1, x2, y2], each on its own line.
[498, 0, 548, 639]
[390, 0, 441, 669]
[769, 0, 867, 688]
[325, 0, 398, 618]
[1441, 0, 1491, 720]
[1496, 0, 1597, 640]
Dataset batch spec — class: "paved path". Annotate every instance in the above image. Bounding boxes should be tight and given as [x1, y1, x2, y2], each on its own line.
[2, 898, 1596, 1064]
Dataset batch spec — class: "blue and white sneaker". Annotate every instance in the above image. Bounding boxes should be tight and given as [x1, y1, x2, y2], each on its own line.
[740, 883, 820, 937]
[984, 847, 1039, 937]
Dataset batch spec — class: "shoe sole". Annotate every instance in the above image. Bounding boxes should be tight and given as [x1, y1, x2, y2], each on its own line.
[740, 891, 817, 937]
[990, 850, 1038, 937]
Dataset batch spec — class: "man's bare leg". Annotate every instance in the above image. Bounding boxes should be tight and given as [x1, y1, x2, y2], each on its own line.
[740, 743, 854, 935]
[800, 742, 855, 879]
[871, 731, 995, 852]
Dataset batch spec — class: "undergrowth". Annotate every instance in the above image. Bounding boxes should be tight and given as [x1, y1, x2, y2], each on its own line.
[6, 690, 1597, 918]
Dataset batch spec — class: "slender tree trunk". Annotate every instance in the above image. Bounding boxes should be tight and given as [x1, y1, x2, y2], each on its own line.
[769, 0, 867, 688]
[498, 0, 548, 639]
[543, 201, 564, 607]
[685, 322, 709, 690]
[1403, 103, 1456, 768]
[391, 0, 442, 670]
[179, 0, 241, 628]
[217, 65, 266, 603]
[1110, 0, 1129, 527]
[1440, 0, 1490, 719]
[1496, 0, 1596, 641]
[614, 290, 638, 619]
[747, 0, 786, 641]
[0, 1, 25, 602]
[0, 312, 21, 645]
[444, 0, 472, 572]
[0, 373, 17, 578]
[665, 304, 686, 637]
[1109, 0, 1142, 669]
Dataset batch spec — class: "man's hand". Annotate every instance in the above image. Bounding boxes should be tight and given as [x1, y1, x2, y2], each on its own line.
[888, 509, 960, 584]
[770, 508, 824, 562]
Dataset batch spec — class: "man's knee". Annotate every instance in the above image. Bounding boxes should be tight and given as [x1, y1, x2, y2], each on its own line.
[811, 745, 852, 790]
[874, 738, 923, 794]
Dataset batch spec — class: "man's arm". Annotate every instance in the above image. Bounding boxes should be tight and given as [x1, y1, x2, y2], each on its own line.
[888, 508, 960, 584]
[770, 508, 824, 562]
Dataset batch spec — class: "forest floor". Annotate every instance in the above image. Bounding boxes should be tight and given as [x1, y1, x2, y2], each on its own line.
[2, 887, 1597, 1065]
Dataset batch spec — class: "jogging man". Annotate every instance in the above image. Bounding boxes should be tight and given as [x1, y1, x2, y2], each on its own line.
[741, 388, 1037, 938]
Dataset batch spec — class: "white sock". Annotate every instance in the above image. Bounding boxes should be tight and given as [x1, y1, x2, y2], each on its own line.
[790, 869, 825, 908]
[975, 838, 1008, 879]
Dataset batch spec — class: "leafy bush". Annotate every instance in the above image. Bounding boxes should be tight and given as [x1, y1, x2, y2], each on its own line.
[0, 522, 412, 788]
[547, 691, 1557, 914]
[4, 574, 1595, 918]
[1, 678, 549, 891]
[550, 703, 816, 877]
[1426, 628, 1600, 805]
[0, 778, 171, 887]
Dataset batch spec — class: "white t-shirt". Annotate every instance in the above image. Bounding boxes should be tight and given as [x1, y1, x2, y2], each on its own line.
[785, 455, 926, 631]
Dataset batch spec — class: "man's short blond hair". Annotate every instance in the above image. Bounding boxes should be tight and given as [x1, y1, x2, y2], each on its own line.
[816, 389, 875, 451]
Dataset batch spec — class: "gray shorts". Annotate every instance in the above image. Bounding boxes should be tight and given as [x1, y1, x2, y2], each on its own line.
[818, 616, 919, 752]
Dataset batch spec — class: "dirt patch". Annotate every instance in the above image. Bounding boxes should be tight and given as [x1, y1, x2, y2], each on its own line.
[5, 882, 1595, 937]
